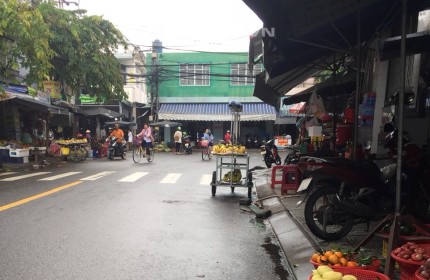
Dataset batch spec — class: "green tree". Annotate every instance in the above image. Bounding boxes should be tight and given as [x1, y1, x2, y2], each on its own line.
[38, 3, 128, 102]
[0, 0, 53, 84]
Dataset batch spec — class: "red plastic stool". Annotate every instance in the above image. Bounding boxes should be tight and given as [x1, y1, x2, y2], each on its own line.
[271, 165, 301, 195]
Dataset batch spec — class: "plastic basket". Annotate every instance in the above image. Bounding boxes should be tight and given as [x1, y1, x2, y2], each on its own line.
[310, 258, 381, 271]
[391, 244, 430, 280]
[201, 140, 209, 147]
[308, 267, 389, 280]
[415, 268, 428, 280]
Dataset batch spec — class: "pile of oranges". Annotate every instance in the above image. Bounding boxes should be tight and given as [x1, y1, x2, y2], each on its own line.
[310, 250, 359, 268]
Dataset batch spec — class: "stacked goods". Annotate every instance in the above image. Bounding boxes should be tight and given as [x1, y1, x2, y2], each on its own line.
[212, 144, 246, 154]
[309, 265, 389, 280]
[391, 242, 430, 280]
[310, 249, 380, 271]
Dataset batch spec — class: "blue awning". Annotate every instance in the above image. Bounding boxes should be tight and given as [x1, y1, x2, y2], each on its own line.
[158, 103, 276, 121]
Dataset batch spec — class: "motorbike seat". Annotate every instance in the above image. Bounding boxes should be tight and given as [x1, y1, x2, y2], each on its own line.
[311, 157, 382, 178]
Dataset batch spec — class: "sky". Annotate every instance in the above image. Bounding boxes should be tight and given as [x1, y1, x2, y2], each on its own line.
[73, 0, 263, 53]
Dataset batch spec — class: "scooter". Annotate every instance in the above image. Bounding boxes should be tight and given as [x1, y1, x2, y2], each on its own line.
[183, 135, 192, 154]
[295, 127, 429, 241]
[260, 139, 282, 168]
[106, 136, 127, 160]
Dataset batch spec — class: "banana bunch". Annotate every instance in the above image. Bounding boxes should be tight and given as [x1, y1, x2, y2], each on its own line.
[213, 144, 246, 154]
[56, 138, 88, 144]
[223, 169, 242, 183]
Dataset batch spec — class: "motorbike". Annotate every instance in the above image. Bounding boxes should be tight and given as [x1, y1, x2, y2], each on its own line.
[295, 127, 430, 241]
[183, 135, 192, 154]
[106, 136, 127, 160]
[260, 139, 282, 168]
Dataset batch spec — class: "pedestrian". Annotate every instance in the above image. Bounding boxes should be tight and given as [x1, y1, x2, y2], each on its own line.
[85, 129, 93, 143]
[127, 129, 133, 151]
[174, 127, 182, 155]
[203, 128, 214, 153]
[136, 123, 153, 155]
[224, 130, 231, 145]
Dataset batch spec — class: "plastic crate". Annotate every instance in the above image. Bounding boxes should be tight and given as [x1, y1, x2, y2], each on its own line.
[9, 156, 29, 164]
[308, 267, 389, 280]
[391, 243, 430, 280]
[0, 148, 10, 157]
[9, 149, 30, 157]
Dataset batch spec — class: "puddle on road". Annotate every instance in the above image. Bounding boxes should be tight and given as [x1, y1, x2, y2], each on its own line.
[249, 217, 266, 229]
[261, 236, 292, 280]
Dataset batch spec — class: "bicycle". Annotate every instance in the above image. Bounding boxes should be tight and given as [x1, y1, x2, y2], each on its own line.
[132, 143, 154, 163]
[201, 140, 212, 160]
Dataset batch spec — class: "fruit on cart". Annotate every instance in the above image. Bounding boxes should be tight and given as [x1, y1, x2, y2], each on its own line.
[310, 249, 378, 268]
[213, 144, 246, 154]
[56, 138, 87, 144]
[311, 265, 357, 280]
[222, 169, 242, 183]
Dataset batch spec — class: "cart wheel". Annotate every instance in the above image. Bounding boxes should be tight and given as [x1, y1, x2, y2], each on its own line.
[211, 171, 217, 196]
[61, 155, 67, 161]
[247, 172, 253, 198]
[231, 187, 235, 193]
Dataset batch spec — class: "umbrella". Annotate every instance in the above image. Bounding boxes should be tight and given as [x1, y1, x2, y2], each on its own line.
[150, 120, 182, 128]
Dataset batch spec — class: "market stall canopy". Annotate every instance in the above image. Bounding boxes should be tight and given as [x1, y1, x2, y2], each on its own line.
[282, 70, 357, 112]
[157, 103, 276, 121]
[379, 30, 430, 61]
[51, 99, 87, 116]
[0, 92, 68, 115]
[82, 107, 124, 118]
[150, 120, 182, 128]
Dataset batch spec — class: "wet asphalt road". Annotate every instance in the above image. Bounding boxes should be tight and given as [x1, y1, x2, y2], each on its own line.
[0, 150, 293, 280]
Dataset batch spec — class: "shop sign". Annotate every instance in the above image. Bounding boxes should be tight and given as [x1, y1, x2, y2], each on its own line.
[80, 95, 97, 104]
[42, 81, 61, 99]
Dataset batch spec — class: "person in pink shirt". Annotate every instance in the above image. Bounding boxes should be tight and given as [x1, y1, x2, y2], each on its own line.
[136, 123, 153, 155]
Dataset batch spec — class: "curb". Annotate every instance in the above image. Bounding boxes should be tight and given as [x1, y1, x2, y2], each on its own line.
[255, 182, 316, 280]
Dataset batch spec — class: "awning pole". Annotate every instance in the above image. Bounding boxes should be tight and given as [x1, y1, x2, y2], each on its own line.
[353, 10, 361, 161]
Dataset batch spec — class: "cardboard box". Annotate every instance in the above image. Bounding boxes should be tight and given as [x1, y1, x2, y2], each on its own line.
[308, 126, 322, 136]
[9, 149, 30, 157]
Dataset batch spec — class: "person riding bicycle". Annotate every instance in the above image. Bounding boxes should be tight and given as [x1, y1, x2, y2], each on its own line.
[202, 128, 214, 153]
[109, 124, 125, 159]
[136, 123, 153, 156]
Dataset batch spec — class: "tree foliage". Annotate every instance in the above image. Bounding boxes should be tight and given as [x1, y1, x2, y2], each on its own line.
[0, 0, 53, 83]
[1, 1, 128, 102]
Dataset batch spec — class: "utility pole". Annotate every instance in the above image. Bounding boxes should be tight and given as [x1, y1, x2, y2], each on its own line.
[149, 40, 162, 122]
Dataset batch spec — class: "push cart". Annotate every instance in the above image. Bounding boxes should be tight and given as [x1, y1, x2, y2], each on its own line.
[210, 101, 253, 198]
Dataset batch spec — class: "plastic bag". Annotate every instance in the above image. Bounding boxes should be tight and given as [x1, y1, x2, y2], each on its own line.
[308, 92, 330, 121]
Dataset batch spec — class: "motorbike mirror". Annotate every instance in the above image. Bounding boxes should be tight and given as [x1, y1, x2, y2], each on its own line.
[389, 89, 415, 105]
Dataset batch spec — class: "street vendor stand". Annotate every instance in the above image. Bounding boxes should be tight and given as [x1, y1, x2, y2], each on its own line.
[210, 101, 253, 198]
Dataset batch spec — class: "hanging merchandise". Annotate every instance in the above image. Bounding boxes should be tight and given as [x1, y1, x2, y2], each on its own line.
[307, 92, 330, 121]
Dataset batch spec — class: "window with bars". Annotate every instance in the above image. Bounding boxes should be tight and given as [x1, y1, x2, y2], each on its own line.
[230, 63, 263, 85]
[179, 64, 210, 86]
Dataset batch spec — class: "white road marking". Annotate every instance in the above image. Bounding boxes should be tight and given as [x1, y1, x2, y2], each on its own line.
[160, 173, 182, 184]
[38, 172, 83, 181]
[200, 174, 212, 185]
[0, 172, 18, 177]
[80, 171, 116, 181]
[118, 172, 149, 182]
[0, 172, 51, 182]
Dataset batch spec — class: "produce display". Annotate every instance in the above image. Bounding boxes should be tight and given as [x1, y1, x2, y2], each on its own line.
[56, 138, 87, 145]
[153, 143, 171, 152]
[310, 249, 378, 269]
[391, 242, 430, 262]
[311, 265, 357, 280]
[222, 169, 242, 183]
[417, 258, 430, 279]
[212, 144, 246, 154]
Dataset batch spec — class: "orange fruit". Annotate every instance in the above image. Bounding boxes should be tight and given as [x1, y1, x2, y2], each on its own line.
[311, 253, 320, 263]
[334, 251, 343, 258]
[333, 263, 341, 267]
[347, 261, 358, 267]
[328, 254, 339, 265]
[339, 257, 348, 266]
[324, 250, 334, 258]
[320, 256, 328, 263]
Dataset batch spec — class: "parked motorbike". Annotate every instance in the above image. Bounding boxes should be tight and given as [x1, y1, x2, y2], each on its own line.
[183, 135, 192, 154]
[260, 139, 282, 168]
[106, 136, 127, 160]
[295, 128, 429, 241]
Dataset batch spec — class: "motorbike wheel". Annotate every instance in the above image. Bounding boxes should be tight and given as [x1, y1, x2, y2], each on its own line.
[275, 155, 282, 165]
[211, 171, 217, 196]
[107, 149, 113, 160]
[304, 186, 354, 241]
[264, 155, 272, 168]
